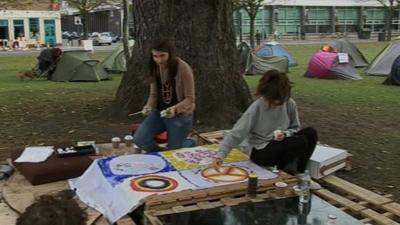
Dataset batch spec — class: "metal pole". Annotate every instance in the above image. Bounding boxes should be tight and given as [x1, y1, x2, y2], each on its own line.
[298, 24, 301, 40]
[239, 11, 242, 42]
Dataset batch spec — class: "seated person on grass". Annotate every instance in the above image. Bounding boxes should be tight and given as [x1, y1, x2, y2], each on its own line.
[210, 69, 318, 175]
[133, 40, 195, 152]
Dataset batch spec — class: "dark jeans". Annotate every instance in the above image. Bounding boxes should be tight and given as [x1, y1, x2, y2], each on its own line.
[250, 127, 318, 174]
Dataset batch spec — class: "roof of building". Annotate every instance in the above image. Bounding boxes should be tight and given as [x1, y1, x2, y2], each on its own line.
[263, 0, 384, 7]
[0, 0, 56, 11]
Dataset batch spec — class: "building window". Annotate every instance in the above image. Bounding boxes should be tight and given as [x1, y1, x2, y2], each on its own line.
[13, 19, 24, 39]
[305, 7, 331, 33]
[29, 18, 39, 39]
[364, 7, 385, 32]
[275, 7, 301, 34]
[0, 20, 9, 40]
[335, 7, 359, 32]
[392, 9, 400, 32]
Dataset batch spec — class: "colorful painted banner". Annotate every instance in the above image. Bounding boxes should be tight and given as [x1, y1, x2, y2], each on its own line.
[71, 146, 274, 223]
[160, 145, 248, 170]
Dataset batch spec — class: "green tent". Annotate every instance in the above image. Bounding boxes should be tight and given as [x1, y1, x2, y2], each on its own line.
[51, 50, 110, 82]
[330, 38, 368, 68]
[101, 40, 135, 72]
[245, 53, 289, 75]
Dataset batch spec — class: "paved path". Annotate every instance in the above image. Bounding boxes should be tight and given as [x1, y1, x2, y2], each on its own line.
[0, 43, 117, 57]
[0, 38, 385, 57]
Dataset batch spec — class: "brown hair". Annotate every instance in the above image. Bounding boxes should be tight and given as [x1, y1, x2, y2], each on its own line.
[255, 69, 292, 106]
[148, 40, 179, 83]
[320, 44, 336, 52]
[16, 190, 87, 225]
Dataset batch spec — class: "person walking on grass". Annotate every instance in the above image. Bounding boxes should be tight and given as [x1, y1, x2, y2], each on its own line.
[210, 69, 317, 175]
[256, 30, 261, 46]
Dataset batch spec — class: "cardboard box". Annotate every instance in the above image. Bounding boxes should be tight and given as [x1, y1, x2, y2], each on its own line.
[307, 145, 348, 179]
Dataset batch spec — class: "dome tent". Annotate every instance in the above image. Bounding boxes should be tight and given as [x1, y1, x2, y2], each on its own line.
[51, 50, 110, 82]
[366, 41, 400, 76]
[101, 40, 135, 72]
[255, 41, 297, 66]
[330, 38, 368, 68]
[245, 53, 288, 75]
[305, 50, 362, 80]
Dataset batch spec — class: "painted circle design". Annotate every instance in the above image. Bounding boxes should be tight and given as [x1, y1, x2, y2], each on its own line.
[109, 155, 167, 176]
[201, 166, 249, 182]
[130, 175, 178, 192]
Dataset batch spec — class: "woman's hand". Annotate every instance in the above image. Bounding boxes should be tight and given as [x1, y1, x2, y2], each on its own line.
[209, 158, 223, 171]
[273, 130, 285, 141]
[141, 105, 152, 116]
[160, 106, 176, 118]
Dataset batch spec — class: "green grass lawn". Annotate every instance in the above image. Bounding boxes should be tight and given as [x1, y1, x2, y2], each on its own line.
[245, 42, 399, 111]
[0, 42, 399, 200]
[0, 52, 121, 110]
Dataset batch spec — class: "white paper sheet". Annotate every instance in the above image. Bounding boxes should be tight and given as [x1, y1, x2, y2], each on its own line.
[70, 159, 195, 223]
[14, 146, 54, 163]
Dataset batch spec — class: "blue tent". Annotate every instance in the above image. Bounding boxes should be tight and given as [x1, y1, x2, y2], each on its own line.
[256, 41, 297, 66]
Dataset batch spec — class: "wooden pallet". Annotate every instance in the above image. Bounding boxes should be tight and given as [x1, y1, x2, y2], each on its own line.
[197, 130, 226, 145]
[143, 172, 297, 225]
[315, 175, 400, 225]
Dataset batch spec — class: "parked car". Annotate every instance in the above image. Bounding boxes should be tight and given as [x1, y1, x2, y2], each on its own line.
[62, 31, 80, 40]
[102, 32, 120, 43]
[90, 32, 112, 45]
[62, 31, 70, 39]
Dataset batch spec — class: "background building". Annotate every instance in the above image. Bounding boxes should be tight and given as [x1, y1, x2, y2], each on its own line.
[61, 6, 124, 37]
[235, 0, 399, 40]
[0, 0, 62, 46]
[60, 1, 134, 38]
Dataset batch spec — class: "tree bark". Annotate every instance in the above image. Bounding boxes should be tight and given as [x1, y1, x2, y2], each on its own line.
[386, 4, 393, 41]
[82, 13, 89, 40]
[122, 0, 131, 61]
[114, 0, 252, 128]
[249, 15, 255, 48]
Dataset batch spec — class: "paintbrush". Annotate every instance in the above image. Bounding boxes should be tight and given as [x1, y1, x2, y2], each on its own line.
[128, 111, 142, 117]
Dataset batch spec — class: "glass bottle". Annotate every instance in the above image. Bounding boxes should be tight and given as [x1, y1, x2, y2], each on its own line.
[299, 170, 311, 203]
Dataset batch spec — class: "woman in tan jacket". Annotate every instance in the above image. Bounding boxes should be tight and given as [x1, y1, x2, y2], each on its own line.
[133, 40, 195, 151]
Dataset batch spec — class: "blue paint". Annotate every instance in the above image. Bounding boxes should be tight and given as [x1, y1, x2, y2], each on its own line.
[98, 152, 176, 186]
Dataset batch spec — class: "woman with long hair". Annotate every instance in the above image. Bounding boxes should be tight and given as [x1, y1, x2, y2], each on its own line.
[133, 40, 195, 151]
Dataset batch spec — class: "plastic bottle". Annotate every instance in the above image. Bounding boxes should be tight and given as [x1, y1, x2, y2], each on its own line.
[247, 171, 258, 198]
[299, 170, 311, 203]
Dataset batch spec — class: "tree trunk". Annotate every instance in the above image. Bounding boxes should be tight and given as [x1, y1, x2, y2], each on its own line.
[387, 7, 393, 41]
[122, 0, 131, 62]
[249, 15, 255, 48]
[82, 13, 89, 40]
[114, 0, 252, 128]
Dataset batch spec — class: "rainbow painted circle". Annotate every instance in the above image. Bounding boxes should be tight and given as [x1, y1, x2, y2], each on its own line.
[130, 175, 178, 192]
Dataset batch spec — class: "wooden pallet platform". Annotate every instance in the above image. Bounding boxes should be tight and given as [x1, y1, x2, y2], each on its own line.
[197, 130, 226, 145]
[315, 175, 400, 225]
[143, 172, 297, 225]
[145, 172, 296, 211]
